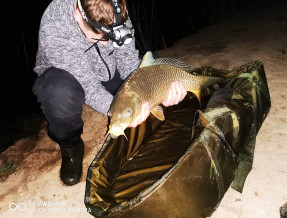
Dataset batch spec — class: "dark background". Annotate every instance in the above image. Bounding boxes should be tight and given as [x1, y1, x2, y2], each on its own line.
[1, 0, 253, 152]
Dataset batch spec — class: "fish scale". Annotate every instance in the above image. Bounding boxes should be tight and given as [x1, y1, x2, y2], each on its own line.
[123, 65, 203, 108]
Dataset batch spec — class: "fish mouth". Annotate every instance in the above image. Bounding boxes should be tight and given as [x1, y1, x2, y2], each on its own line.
[108, 127, 127, 139]
[109, 133, 119, 139]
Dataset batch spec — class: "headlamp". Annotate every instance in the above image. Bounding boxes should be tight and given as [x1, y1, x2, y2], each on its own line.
[112, 25, 133, 47]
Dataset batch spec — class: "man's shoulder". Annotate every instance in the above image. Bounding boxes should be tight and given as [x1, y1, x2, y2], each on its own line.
[42, 0, 74, 22]
[48, 0, 73, 8]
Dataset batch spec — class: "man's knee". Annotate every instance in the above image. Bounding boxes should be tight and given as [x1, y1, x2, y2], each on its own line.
[33, 67, 85, 118]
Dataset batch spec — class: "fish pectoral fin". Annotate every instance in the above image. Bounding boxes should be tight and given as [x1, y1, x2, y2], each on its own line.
[151, 106, 165, 121]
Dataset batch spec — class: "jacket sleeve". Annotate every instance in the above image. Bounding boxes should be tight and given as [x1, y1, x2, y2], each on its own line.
[114, 19, 141, 80]
[35, 12, 114, 115]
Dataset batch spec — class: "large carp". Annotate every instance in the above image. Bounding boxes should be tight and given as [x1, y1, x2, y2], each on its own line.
[108, 52, 224, 138]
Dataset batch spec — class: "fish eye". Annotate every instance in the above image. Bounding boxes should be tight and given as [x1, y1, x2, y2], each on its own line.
[117, 109, 133, 119]
[127, 109, 132, 116]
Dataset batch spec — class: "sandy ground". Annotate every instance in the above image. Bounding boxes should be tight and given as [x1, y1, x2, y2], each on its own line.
[0, 1, 287, 217]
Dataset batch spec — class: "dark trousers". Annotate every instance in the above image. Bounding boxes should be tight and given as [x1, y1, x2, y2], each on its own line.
[33, 67, 85, 146]
[32, 67, 123, 147]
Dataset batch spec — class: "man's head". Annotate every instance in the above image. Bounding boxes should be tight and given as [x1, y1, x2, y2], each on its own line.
[79, 0, 128, 34]
[77, 0, 133, 46]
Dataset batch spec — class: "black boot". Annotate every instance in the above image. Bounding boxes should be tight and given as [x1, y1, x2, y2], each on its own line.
[60, 138, 84, 186]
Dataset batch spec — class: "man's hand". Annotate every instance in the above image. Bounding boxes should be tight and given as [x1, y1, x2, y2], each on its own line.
[162, 81, 187, 107]
[128, 102, 150, 128]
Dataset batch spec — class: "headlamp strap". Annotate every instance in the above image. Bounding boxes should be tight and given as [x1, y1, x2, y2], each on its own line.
[111, 0, 122, 26]
[77, 0, 88, 21]
[114, 14, 122, 26]
[87, 20, 113, 35]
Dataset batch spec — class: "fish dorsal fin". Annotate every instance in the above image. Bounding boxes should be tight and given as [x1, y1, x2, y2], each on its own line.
[139, 51, 192, 73]
[151, 106, 165, 121]
[139, 51, 155, 68]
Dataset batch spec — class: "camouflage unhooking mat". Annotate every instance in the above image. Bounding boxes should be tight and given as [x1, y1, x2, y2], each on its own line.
[84, 61, 271, 218]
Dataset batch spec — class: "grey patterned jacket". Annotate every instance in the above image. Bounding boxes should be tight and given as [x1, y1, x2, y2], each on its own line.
[34, 0, 141, 115]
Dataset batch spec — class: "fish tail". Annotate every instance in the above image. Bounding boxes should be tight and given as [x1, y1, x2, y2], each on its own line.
[203, 76, 225, 88]
[189, 76, 224, 105]
[192, 89, 202, 105]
